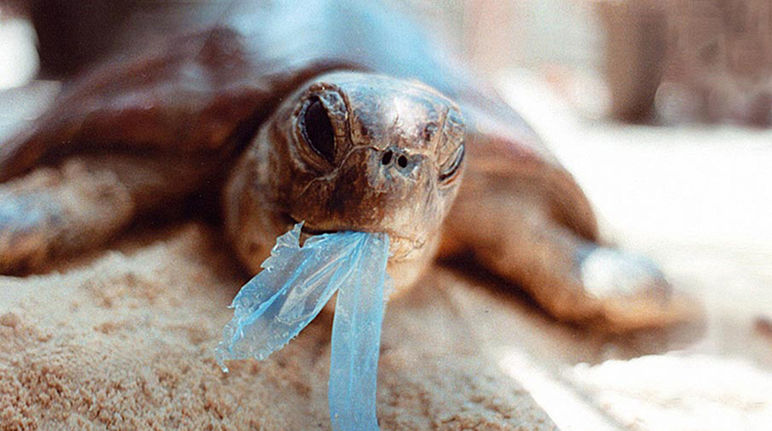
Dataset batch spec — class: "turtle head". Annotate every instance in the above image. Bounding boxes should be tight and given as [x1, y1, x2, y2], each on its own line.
[225, 71, 465, 290]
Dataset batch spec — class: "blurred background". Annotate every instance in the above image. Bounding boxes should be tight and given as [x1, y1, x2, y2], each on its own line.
[1, 0, 770, 125]
[0, 1, 770, 430]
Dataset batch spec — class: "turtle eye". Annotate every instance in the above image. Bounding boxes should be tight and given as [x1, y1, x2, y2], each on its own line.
[300, 98, 336, 162]
[439, 143, 465, 182]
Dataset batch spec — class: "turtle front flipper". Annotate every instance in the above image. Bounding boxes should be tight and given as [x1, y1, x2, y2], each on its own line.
[0, 27, 292, 272]
[0, 154, 208, 274]
[441, 140, 694, 331]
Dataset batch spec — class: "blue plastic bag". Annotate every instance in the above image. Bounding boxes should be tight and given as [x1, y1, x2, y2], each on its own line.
[216, 223, 390, 430]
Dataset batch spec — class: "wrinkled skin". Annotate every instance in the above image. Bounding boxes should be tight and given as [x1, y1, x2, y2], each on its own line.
[225, 72, 465, 290]
[0, 0, 691, 330]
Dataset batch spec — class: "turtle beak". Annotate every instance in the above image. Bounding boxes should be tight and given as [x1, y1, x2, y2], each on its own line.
[283, 213, 425, 261]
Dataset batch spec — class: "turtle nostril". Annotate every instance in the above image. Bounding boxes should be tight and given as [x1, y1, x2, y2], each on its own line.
[397, 155, 409, 169]
[381, 150, 393, 165]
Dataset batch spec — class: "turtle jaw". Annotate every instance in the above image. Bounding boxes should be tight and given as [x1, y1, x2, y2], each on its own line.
[283, 213, 426, 262]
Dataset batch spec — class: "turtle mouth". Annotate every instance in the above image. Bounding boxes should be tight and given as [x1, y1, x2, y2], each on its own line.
[282, 214, 337, 236]
[299, 222, 337, 236]
[282, 213, 424, 261]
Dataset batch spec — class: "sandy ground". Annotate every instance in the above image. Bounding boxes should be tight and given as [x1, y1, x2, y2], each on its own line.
[0, 223, 557, 430]
[1, 76, 771, 430]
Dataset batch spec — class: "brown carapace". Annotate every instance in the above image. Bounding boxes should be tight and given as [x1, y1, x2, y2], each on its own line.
[0, 0, 687, 330]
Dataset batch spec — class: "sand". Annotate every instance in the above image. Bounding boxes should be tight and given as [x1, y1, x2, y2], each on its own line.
[0, 223, 557, 430]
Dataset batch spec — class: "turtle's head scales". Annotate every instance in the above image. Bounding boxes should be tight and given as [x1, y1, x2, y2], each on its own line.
[224, 71, 466, 290]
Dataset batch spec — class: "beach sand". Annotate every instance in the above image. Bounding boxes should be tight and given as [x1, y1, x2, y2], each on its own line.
[0, 222, 557, 430]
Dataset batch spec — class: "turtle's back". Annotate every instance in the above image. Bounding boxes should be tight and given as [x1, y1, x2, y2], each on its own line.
[0, 24, 342, 180]
[1, 0, 544, 173]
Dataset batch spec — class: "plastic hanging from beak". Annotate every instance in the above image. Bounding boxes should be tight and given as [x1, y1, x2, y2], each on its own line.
[216, 223, 389, 431]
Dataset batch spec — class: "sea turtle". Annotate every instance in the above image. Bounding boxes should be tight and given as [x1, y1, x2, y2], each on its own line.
[0, 0, 682, 330]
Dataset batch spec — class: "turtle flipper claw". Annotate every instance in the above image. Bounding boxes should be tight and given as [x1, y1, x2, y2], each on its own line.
[577, 246, 698, 331]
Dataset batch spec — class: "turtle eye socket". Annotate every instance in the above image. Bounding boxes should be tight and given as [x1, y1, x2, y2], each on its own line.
[439, 143, 465, 182]
[300, 97, 336, 162]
